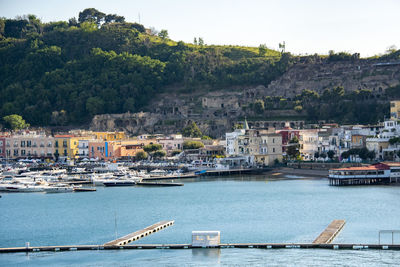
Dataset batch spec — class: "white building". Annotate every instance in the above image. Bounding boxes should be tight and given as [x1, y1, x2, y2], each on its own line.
[192, 231, 220, 247]
[77, 139, 91, 158]
[225, 129, 245, 155]
[299, 129, 319, 160]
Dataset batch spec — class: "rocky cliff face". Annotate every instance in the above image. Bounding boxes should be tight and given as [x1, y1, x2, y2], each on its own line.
[267, 58, 400, 98]
[90, 58, 400, 137]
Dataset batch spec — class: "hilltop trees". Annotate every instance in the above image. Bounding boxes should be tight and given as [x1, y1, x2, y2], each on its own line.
[78, 8, 124, 26]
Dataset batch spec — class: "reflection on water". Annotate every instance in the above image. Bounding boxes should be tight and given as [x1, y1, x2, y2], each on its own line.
[192, 248, 221, 264]
[1, 248, 400, 266]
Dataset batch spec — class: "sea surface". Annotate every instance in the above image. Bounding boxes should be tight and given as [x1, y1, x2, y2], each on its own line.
[1, 176, 400, 266]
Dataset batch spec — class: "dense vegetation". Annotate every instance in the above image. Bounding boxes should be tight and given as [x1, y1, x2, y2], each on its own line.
[0, 9, 287, 126]
[1, 9, 398, 128]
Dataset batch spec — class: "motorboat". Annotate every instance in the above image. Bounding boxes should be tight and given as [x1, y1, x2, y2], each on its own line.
[43, 184, 73, 193]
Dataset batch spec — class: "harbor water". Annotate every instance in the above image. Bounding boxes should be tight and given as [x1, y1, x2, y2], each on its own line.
[1, 176, 400, 266]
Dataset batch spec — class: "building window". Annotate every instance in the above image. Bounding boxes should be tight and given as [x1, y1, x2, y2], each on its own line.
[63, 141, 67, 148]
[14, 149, 18, 156]
[273, 148, 275, 153]
[21, 141, 25, 147]
[0, 141, 2, 146]
[64, 149, 67, 155]
[27, 141, 32, 147]
[21, 150, 26, 156]
[55, 141, 59, 147]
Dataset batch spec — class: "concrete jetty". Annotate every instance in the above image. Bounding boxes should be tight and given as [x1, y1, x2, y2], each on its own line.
[104, 220, 174, 246]
[313, 220, 346, 244]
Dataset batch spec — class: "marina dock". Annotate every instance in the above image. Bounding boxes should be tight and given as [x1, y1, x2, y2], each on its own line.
[143, 173, 198, 181]
[200, 168, 269, 176]
[1, 243, 399, 253]
[313, 220, 346, 244]
[136, 182, 183, 186]
[104, 220, 174, 246]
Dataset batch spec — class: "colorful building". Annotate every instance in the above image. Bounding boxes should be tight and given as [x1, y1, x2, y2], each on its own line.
[390, 100, 400, 120]
[92, 131, 125, 141]
[54, 135, 92, 160]
[0, 136, 6, 158]
[5, 132, 54, 159]
[89, 139, 156, 161]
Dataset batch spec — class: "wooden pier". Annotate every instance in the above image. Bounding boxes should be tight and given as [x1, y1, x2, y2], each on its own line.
[329, 177, 390, 186]
[1, 243, 400, 253]
[104, 220, 174, 246]
[313, 220, 346, 244]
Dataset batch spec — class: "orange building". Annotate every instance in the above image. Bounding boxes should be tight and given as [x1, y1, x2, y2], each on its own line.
[89, 139, 157, 160]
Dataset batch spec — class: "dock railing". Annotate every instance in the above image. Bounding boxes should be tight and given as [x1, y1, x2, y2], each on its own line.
[379, 230, 400, 245]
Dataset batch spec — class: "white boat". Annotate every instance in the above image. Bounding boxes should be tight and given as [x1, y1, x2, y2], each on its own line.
[0, 183, 45, 193]
[43, 185, 73, 193]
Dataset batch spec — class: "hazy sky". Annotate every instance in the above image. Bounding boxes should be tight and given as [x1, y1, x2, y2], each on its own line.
[1, 0, 399, 57]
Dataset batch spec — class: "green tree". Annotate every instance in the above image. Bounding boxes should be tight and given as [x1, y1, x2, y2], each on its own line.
[3, 114, 30, 130]
[287, 136, 300, 160]
[86, 97, 104, 115]
[171, 149, 182, 156]
[198, 37, 204, 46]
[182, 122, 202, 138]
[158, 29, 169, 40]
[327, 150, 335, 160]
[143, 143, 163, 153]
[153, 150, 166, 158]
[183, 140, 204, 149]
[233, 123, 243, 130]
[78, 8, 105, 26]
[294, 105, 303, 113]
[253, 99, 265, 113]
[258, 44, 267, 56]
[135, 151, 148, 160]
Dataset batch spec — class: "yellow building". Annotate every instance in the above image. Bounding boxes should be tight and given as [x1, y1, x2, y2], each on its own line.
[93, 131, 125, 141]
[390, 100, 400, 120]
[54, 135, 92, 159]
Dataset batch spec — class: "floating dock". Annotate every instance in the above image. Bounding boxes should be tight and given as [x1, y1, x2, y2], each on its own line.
[313, 220, 346, 244]
[201, 168, 269, 176]
[104, 220, 174, 246]
[73, 187, 96, 192]
[1, 243, 400, 253]
[143, 173, 198, 181]
[136, 182, 183, 186]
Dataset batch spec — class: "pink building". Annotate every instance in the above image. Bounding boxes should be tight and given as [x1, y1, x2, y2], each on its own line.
[158, 134, 184, 155]
[0, 136, 6, 159]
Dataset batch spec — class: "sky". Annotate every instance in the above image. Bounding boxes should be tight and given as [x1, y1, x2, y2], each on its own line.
[1, 0, 399, 57]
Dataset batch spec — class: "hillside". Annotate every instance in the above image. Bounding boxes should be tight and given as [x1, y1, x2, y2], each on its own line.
[1, 8, 400, 136]
[0, 9, 287, 127]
